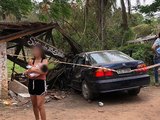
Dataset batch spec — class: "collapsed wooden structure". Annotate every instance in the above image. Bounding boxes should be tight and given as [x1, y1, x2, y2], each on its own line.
[0, 22, 82, 89]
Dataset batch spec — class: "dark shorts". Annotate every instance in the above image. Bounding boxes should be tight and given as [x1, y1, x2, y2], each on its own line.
[28, 79, 46, 95]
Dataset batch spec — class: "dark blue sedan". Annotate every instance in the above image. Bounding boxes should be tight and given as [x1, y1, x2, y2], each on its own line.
[69, 50, 150, 100]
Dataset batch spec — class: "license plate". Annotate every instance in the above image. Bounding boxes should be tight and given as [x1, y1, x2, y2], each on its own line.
[116, 68, 131, 74]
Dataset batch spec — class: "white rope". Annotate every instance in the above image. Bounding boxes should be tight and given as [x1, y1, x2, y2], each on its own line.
[7, 53, 160, 73]
[7, 53, 114, 71]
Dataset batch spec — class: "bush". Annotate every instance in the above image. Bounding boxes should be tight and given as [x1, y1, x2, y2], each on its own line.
[118, 44, 153, 65]
[132, 24, 153, 38]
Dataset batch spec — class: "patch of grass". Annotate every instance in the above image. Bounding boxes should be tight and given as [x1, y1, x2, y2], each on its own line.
[48, 62, 56, 70]
[7, 60, 25, 77]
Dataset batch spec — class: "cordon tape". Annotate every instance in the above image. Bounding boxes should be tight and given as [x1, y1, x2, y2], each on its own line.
[6, 53, 160, 73]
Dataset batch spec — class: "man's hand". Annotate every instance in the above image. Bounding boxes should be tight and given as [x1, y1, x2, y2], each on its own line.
[152, 44, 156, 52]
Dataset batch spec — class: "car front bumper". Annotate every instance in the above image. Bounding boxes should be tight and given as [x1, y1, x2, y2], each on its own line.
[88, 74, 150, 93]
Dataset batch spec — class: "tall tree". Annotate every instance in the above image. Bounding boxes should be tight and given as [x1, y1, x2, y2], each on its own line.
[96, 0, 116, 49]
[121, 0, 128, 30]
[96, 0, 105, 46]
[127, 0, 131, 18]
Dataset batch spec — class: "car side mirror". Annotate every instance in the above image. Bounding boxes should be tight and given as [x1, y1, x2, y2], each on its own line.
[85, 60, 90, 65]
[129, 50, 133, 57]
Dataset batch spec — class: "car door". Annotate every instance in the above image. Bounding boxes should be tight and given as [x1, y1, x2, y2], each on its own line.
[71, 55, 86, 90]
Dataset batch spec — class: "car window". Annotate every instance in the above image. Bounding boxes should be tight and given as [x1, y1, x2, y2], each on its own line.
[89, 51, 134, 64]
[73, 56, 79, 63]
[76, 57, 85, 64]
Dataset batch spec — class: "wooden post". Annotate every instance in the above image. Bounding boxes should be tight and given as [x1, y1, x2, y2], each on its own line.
[0, 42, 8, 99]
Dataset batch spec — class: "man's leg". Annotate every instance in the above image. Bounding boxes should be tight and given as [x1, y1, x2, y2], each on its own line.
[154, 67, 159, 83]
[154, 58, 159, 84]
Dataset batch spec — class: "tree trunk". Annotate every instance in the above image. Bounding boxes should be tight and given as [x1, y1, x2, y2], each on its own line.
[84, 0, 89, 24]
[96, 0, 108, 49]
[121, 0, 128, 30]
[85, 0, 89, 17]
[127, 0, 131, 18]
[100, 0, 104, 48]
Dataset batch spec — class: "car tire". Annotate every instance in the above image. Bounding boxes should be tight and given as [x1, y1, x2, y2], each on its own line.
[128, 88, 141, 96]
[82, 80, 94, 100]
[73, 89, 81, 94]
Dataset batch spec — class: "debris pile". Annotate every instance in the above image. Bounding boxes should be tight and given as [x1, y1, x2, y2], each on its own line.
[0, 22, 83, 93]
[2, 88, 70, 107]
[45, 90, 70, 103]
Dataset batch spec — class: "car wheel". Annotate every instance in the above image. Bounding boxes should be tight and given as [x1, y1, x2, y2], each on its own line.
[73, 89, 81, 94]
[128, 88, 141, 96]
[82, 80, 93, 100]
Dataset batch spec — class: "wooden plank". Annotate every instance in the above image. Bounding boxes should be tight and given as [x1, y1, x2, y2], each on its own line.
[7, 55, 27, 68]
[9, 80, 28, 94]
[0, 23, 59, 44]
[9, 80, 30, 101]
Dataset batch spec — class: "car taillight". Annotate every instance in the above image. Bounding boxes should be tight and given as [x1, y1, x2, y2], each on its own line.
[95, 68, 113, 77]
[136, 63, 147, 73]
[95, 69, 105, 77]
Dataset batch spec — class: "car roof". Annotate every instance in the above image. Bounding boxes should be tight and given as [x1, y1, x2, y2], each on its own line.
[86, 50, 118, 54]
[79, 50, 119, 56]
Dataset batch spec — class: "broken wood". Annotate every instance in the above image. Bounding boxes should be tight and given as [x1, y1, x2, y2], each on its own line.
[9, 80, 28, 94]
[0, 22, 82, 91]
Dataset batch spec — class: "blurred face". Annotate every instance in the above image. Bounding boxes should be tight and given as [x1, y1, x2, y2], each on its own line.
[32, 47, 42, 58]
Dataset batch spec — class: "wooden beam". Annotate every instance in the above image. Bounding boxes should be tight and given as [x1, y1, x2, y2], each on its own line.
[0, 23, 59, 44]
[7, 55, 27, 69]
[9, 80, 28, 94]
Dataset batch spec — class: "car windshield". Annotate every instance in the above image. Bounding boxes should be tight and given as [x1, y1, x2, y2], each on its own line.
[88, 51, 134, 64]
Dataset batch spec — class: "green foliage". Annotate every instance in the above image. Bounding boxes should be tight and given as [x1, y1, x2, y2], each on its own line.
[132, 24, 153, 37]
[122, 28, 135, 44]
[139, 0, 160, 16]
[0, 0, 158, 54]
[37, 0, 72, 22]
[38, 14, 49, 22]
[129, 13, 144, 27]
[68, 6, 137, 50]
[50, 1, 72, 21]
[0, 0, 33, 20]
[7, 60, 25, 77]
[119, 44, 153, 65]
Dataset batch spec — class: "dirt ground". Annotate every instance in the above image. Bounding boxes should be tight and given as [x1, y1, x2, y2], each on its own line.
[1, 86, 160, 120]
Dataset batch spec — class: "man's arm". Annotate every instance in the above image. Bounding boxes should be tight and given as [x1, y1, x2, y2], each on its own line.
[152, 39, 159, 53]
[152, 44, 157, 53]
